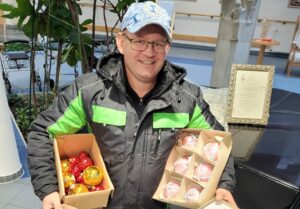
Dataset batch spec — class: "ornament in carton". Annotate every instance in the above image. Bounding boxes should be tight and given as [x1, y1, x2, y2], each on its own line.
[153, 129, 234, 209]
[54, 134, 114, 209]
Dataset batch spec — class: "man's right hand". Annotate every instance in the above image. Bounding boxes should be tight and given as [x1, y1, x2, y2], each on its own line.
[42, 192, 63, 209]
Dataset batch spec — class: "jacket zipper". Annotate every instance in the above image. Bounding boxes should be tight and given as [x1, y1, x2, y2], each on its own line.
[153, 129, 161, 158]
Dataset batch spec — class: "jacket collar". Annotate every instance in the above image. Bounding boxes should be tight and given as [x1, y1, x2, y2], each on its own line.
[96, 52, 187, 99]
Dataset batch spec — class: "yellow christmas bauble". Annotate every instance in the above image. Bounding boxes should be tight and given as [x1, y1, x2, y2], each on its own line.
[68, 183, 89, 195]
[61, 159, 70, 173]
[82, 166, 104, 186]
[63, 173, 75, 188]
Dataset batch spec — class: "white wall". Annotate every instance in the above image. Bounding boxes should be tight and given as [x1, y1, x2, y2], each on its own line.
[171, 0, 299, 53]
[3, 0, 300, 53]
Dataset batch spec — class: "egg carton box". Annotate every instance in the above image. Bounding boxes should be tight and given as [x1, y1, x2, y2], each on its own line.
[153, 129, 235, 209]
[54, 134, 114, 209]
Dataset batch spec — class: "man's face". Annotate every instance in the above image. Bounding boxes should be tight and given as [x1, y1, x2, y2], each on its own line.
[116, 24, 170, 85]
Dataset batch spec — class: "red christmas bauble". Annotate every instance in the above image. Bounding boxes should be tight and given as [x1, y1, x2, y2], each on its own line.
[78, 151, 90, 159]
[91, 185, 105, 191]
[75, 174, 84, 183]
[70, 164, 81, 177]
[69, 156, 80, 167]
[79, 156, 94, 171]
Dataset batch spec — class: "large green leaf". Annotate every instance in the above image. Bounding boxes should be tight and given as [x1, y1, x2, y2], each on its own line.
[53, 26, 68, 40]
[66, 48, 77, 66]
[69, 30, 80, 44]
[22, 16, 39, 38]
[80, 33, 92, 45]
[0, 3, 15, 11]
[81, 19, 93, 26]
[61, 45, 73, 63]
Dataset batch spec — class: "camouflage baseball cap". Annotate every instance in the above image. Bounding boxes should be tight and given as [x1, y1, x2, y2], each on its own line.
[120, 1, 171, 39]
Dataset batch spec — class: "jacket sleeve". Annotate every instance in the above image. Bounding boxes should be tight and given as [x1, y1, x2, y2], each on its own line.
[27, 81, 86, 200]
[196, 87, 236, 193]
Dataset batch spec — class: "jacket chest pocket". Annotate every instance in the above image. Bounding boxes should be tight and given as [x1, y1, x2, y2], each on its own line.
[149, 112, 189, 163]
[92, 105, 127, 162]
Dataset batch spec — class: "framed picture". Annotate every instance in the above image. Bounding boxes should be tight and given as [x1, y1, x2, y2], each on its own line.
[288, 0, 300, 8]
[226, 64, 274, 125]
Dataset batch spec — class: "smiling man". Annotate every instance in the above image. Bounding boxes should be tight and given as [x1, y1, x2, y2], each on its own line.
[27, 1, 237, 209]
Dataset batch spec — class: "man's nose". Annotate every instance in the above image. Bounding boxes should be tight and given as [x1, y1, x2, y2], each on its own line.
[143, 42, 156, 56]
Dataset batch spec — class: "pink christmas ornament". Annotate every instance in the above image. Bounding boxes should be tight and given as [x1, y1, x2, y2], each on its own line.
[184, 185, 203, 202]
[163, 181, 180, 199]
[179, 134, 198, 146]
[173, 156, 190, 174]
[193, 162, 213, 182]
[202, 142, 219, 161]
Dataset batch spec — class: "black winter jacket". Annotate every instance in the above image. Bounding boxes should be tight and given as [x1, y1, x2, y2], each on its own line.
[27, 52, 235, 209]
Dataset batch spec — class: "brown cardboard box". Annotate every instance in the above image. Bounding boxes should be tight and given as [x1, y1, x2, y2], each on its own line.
[153, 129, 232, 209]
[62, 204, 78, 209]
[199, 199, 239, 209]
[54, 134, 114, 209]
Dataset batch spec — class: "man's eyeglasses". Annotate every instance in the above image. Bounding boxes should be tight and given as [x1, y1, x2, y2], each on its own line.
[122, 33, 169, 53]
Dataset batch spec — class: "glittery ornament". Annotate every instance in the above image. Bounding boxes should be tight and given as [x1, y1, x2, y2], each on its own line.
[163, 181, 180, 199]
[79, 156, 94, 171]
[173, 156, 191, 174]
[61, 159, 71, 173]
[78, 151, 90, 159]
[193, 163, 213, 182]
[71, 164, 81, 177]
[68, 183, 89, 195]
[83, 166, 104, 186]
[91, 185, 105, 191]
[63, 173, 75, 188]
[202, 142, 219, 161]
[179, 134, 198, 146]
[184, 185, 203, 202]
[69, 156, 80, 167]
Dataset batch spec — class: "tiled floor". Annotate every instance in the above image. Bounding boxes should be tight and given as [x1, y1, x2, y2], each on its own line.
[0, 177, 41, 209]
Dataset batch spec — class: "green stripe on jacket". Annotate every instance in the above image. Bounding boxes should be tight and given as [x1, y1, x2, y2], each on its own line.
[153, 113, 189, 128]
[47, 93, 87, 136]
[187, 104, 212, 129]
[152, 103, 212, 129]
[92, 106, 126, 126]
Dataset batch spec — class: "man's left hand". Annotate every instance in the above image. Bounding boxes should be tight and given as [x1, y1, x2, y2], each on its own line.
[215, 188, 238, 208]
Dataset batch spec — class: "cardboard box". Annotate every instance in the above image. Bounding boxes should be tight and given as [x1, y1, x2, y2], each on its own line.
[62, 204, 78, 209]
[153, 129, 233, 209]
[54, 134, 114, 209]
[199, 199, 239, 209]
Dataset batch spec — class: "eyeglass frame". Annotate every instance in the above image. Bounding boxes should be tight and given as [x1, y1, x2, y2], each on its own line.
[121, 32, 170, 53]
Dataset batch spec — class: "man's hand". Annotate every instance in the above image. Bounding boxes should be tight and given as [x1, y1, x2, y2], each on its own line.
[42, 192, 63, 209]
[215, 188, 238, 208]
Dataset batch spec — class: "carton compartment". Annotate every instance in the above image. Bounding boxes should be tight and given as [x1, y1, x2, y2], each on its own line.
[153, 170, 183, 203]
[201, 140, 220, 164]
[177, 130, 201, 151]
[165, 147, 193, 176]
[54, 134, 114, 209]
[181, 178, 205, 202]
[191, 154, 214, 184]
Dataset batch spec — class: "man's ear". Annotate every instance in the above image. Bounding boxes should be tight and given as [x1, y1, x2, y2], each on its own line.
[116, 33, 125, 54]
[165, 44, 171, 54]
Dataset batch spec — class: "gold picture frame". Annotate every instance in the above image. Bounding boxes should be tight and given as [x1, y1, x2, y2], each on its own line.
[226, 64, 275, 125]
[288, 0, 300, 8]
